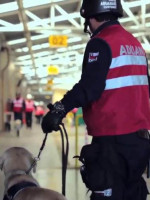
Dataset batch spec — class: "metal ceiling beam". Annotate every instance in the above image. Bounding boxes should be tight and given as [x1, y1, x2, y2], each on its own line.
[121, 0, 150, 50]
[0, 0, 80, 17]
[16, 0, 37, 79]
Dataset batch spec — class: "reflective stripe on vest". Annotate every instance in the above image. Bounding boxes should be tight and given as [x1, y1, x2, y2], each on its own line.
[110, 55, 147, 69]
[105, 55, 148, 90]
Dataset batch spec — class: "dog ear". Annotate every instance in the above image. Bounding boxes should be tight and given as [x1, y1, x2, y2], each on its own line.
[0, 156, 4, 170]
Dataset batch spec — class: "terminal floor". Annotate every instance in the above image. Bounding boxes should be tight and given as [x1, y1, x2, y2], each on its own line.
[0, 123, 150, 200]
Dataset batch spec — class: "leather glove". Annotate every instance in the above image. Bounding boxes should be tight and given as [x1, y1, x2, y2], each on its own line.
[41, 101, 66, 133]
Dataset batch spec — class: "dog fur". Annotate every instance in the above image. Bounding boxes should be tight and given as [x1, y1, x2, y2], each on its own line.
[0, 147, 68, 200]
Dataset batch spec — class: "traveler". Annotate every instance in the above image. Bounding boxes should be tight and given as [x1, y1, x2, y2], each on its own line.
[25, 94, 35, 128]
[11, 92, 25, 124]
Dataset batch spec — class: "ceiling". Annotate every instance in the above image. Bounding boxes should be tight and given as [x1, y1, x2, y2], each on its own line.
[0, 0, 150, 96]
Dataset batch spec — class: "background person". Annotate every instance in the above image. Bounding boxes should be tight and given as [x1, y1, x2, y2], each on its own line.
[4, 98, 12, 131]
[11, 92, 25, 124]
[25, 94, 35, 128]
[35, 101, 45, 124]
[41, 0, 150, 199]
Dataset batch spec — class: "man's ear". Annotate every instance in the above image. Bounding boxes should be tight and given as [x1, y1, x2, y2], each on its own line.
[0, 156, 4, 171]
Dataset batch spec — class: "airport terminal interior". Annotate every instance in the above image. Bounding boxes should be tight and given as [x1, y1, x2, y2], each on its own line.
[0, 0, 150, 199]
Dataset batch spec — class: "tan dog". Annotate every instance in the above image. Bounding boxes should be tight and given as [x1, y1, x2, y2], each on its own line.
[0, 147, 67, 200]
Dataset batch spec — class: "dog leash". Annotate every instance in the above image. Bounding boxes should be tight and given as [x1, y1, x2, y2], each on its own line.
[59, 123, 69, 196]
[26, 123, 69, 196]
[26, 132, 48, 175]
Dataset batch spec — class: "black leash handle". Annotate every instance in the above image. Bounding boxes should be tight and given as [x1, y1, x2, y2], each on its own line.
[59, 123, 69, 196]
[26, 126, 69, 197]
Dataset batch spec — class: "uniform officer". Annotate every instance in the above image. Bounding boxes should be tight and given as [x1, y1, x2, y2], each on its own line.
[41, 0, 150, 199]
[11, 92, 25, 124]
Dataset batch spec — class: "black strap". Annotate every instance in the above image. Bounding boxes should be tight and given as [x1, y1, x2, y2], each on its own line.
[5, 181, 37, 200]
[3, 195, 9, 200]
[60, 123, 69, 196]
[26, 133, 48, 174]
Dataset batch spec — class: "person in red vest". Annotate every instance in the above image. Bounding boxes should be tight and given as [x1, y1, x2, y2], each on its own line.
[41, 0, 150, 199]
[35, 102, 45, 124]
[25, 94, 35, 128]
[11, 92, 25, 124]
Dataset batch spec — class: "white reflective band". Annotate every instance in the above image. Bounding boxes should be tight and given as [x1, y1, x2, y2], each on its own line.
[94, 188, 112, 197]
[105, 75, 148, 90]
[110, 55, 147, 69]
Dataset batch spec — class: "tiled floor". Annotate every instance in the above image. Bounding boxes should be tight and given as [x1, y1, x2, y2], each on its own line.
[0, 122, 150, 200]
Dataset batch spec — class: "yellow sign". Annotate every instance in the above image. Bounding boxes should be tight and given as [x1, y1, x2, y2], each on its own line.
[47, 65, 59, 75]
[49, 35, 68, 47]
[47, 79, 53, 85]
[45, 86, 52, 91]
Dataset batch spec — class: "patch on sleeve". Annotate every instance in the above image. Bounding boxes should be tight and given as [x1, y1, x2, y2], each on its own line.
[88, 52, 99, 63]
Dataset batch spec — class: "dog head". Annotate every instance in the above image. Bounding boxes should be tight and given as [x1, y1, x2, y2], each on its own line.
[0, 147, 37, 175]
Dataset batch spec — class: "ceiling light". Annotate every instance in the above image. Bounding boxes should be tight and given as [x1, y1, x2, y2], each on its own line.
[8, 38, 26, 45]
[0, 2, 18, 13]
[68, 37, 82, 43]
[62, 29, 72, 34]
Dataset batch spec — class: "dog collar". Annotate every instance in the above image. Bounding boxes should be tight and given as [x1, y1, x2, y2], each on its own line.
[4, 181, 37, 200]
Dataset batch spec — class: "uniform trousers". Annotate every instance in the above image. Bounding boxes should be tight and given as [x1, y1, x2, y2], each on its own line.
[90, 130, 150, 200]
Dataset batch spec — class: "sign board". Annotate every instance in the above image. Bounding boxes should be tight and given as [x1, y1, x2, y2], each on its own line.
[49, 35, 68, 47]
[46, 86, 52, 91]
[47, 65, 59, 75]
[47, 79, 53, 85]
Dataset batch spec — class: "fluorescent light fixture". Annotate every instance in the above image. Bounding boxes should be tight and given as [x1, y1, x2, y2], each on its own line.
[23, 0, 51, 8]
[21, 67, 35, 75]
[40, 79, 47, 84]
[8, 38, 27, 45]
[62, 29, 72, 34]
[36, 68, 47, 78]
[71, 44, 86, 50]
[41, 43, 49, 48]
[142, 43, 150, 52]
[31, 33, 49, 41]
[17, 55, 31, 61]
[32, 45, 43, 51]
[16, 49, 23, 53]
[23, 0, 64, 9]
[57, 48, 67, 53]
[34, 51, 51, 57]
[0, 2, 18, 13]
[0, 19, 14, 27]
[68, 37, 82, 43]
[15, 43, 49, 53]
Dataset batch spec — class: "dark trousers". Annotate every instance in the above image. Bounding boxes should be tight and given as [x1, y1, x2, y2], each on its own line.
[90, 130, 150, 200]
[25, 112, 32, 127]
[14, 112, 23, 122]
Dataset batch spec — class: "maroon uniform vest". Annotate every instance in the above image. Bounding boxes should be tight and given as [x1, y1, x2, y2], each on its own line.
[13, 98, 24, 113]
[83, 24, 150, 136]
[25, 100, 34, 112]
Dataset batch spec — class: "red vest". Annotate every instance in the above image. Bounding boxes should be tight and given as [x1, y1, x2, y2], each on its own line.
[13, 98, 24, 112]
[83, 24, 150, 136]
[25, 100, 34, 112]
[35, 106, 44, 116]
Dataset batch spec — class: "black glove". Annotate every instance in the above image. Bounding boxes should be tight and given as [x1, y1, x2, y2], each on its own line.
[41, 101, 66, 133]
